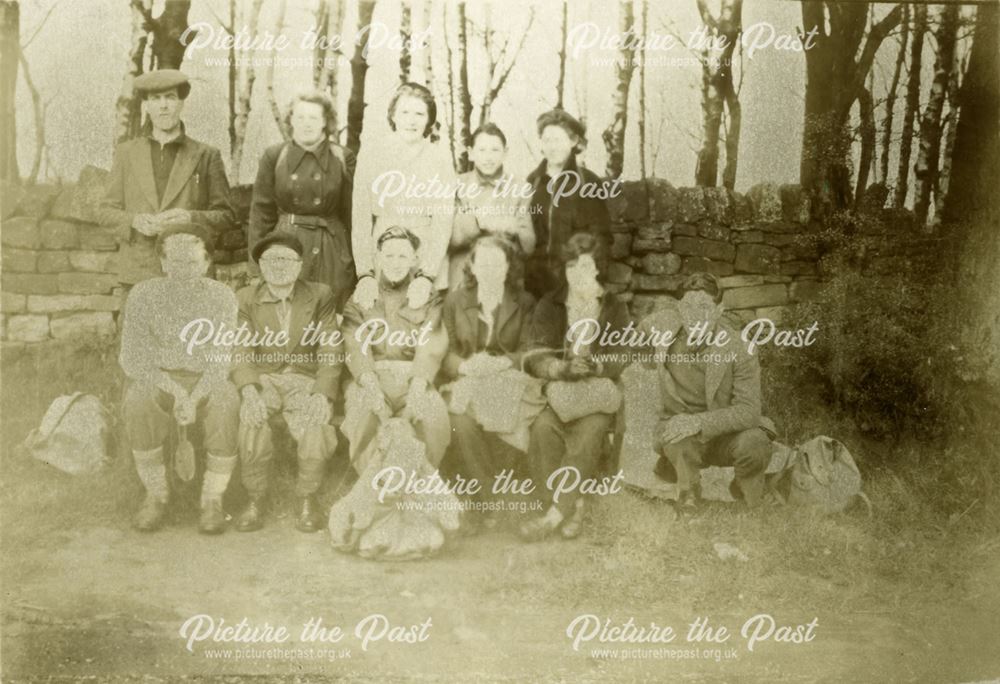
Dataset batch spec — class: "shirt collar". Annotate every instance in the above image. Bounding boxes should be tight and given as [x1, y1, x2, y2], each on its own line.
[287, 140, 331, 172]
[473, 167, 506, 187]
[143, 121, 187, 146]
[255, 279, 299, 303]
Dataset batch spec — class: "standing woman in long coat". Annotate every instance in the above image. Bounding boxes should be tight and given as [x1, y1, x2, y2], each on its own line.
[352, 82, 456, 311]
[248, 90, 356, 311]
[525, 109, 611, 298]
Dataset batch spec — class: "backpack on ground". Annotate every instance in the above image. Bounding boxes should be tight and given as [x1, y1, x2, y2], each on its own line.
[766, 436, 867, 514]
[22, 392, 111, 475]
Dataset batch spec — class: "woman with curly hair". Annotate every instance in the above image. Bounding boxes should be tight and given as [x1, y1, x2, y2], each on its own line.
[248, 90, 356, 310]
[352, 82, 456, 311]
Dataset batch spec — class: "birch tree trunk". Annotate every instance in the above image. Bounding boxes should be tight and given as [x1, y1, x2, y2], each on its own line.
[601, 0, 636, 179]
[880, 4, 908, 185]
[694, 0, 742, 189]
[556, 0, 568, 109]
[455, 1, 472, 172]
[894, 3, 927, 209]
[399, 0, 411, 84]
[315, 0, 345, 107]
[266, 0, 290, 141]
[346, 0, 378, 156]
[229, 0, 265, 182]
[0, 0, 19, 184]
[638, 0, 647, 179]
[914, 4, 960, 228]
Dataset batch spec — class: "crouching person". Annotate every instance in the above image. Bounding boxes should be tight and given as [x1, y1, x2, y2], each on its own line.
[520, 233, 631, 541]
[231, 234, 342, 533]
[641, 273, 773, 508]
[341, 227, 451, 478]
[119, 224, 240, 534]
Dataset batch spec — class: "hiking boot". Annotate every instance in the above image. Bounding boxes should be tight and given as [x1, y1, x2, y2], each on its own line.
[295, 496, 323, 533]
[235, 498, 265, 532]
[199, 499, 227, 535]
[133, 496, 167, 532]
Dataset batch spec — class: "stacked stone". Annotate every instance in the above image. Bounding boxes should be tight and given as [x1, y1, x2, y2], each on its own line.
[2, 169, 120, 345]
[0, 170, 252, 347]
[1, 168, 942, 348]
[606, 179, 825, 326]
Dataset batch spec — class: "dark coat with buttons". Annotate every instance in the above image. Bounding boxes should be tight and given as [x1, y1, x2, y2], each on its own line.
[248, 140, 356, 310]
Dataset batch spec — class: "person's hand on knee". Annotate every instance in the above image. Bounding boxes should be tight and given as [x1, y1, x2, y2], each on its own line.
[240, 385, 268, 429]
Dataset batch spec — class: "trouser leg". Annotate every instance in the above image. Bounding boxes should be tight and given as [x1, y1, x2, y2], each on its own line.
[123, 381, 173, 451]
[528, 408, 567, 504]
[706, 428, 771, 506]
[124, 382, 172, 501]
[658, 433, 707, 498]
[133, 446, 168, 503]
[239, 421, 274, 500]
[294, 424, 338, 497]
[553, 413, 613, 518]
[448, 413, 496, 499]
[201, 382, 240, 458]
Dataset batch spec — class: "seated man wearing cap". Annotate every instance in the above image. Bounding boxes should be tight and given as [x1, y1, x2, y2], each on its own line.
[99, 69, 234, 285]
[119, 224, 240, 533]
[231, 233, 342, 533]
[639, 273, 774, 508]
[341, 227, 451, 475]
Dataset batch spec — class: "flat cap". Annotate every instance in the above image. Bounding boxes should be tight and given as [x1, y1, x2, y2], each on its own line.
[252, 232, 304, 263]
[155, 223, 214, 256]
[135, 69, 191, 99]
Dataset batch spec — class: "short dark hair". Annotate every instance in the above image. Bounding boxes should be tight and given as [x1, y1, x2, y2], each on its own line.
[679, 273, 723, 304]
[387, 82, 437, 139]
[470, 123, 507, 148]
[376, 226, 421, 252]
[462, 234, 523, 289]
[536, 108, 587, 154]
[285, 89, 337, 139]
[560, 232, 608, 281]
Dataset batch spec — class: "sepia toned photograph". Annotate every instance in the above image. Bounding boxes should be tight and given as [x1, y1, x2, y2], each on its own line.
[0, 0, 998, 680]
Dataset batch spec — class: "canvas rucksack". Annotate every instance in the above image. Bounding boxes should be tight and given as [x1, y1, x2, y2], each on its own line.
[766, 436, 867, 514]
[22, 392, 111, 475]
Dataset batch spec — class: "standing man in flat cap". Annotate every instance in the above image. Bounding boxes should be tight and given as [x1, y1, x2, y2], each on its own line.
[119, 224, 240, 534]
[99, 69, 234, 285]
[231, 233, 342, 533]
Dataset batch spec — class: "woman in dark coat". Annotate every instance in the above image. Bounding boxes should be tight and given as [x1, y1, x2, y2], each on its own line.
[525, 109, 612, 297]
[520, 232, 631, 542]
[248, 90, 356, 311]
[440, 235, 544, 531]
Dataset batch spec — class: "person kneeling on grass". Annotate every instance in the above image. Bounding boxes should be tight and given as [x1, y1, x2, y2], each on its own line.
[231, 233, 342, 533]
[638, 272, 775, 508]
[119, 224, 240, 534]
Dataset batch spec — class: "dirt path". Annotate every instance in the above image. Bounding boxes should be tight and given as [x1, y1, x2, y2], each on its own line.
[4, 515, 995, 682]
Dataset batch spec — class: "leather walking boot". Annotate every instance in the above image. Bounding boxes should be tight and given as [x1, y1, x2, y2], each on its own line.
[134, 495, 167, 532]
[236, 497, 266, 532]
[199, 499, 227, 535]
[295, 496, 323, 533]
